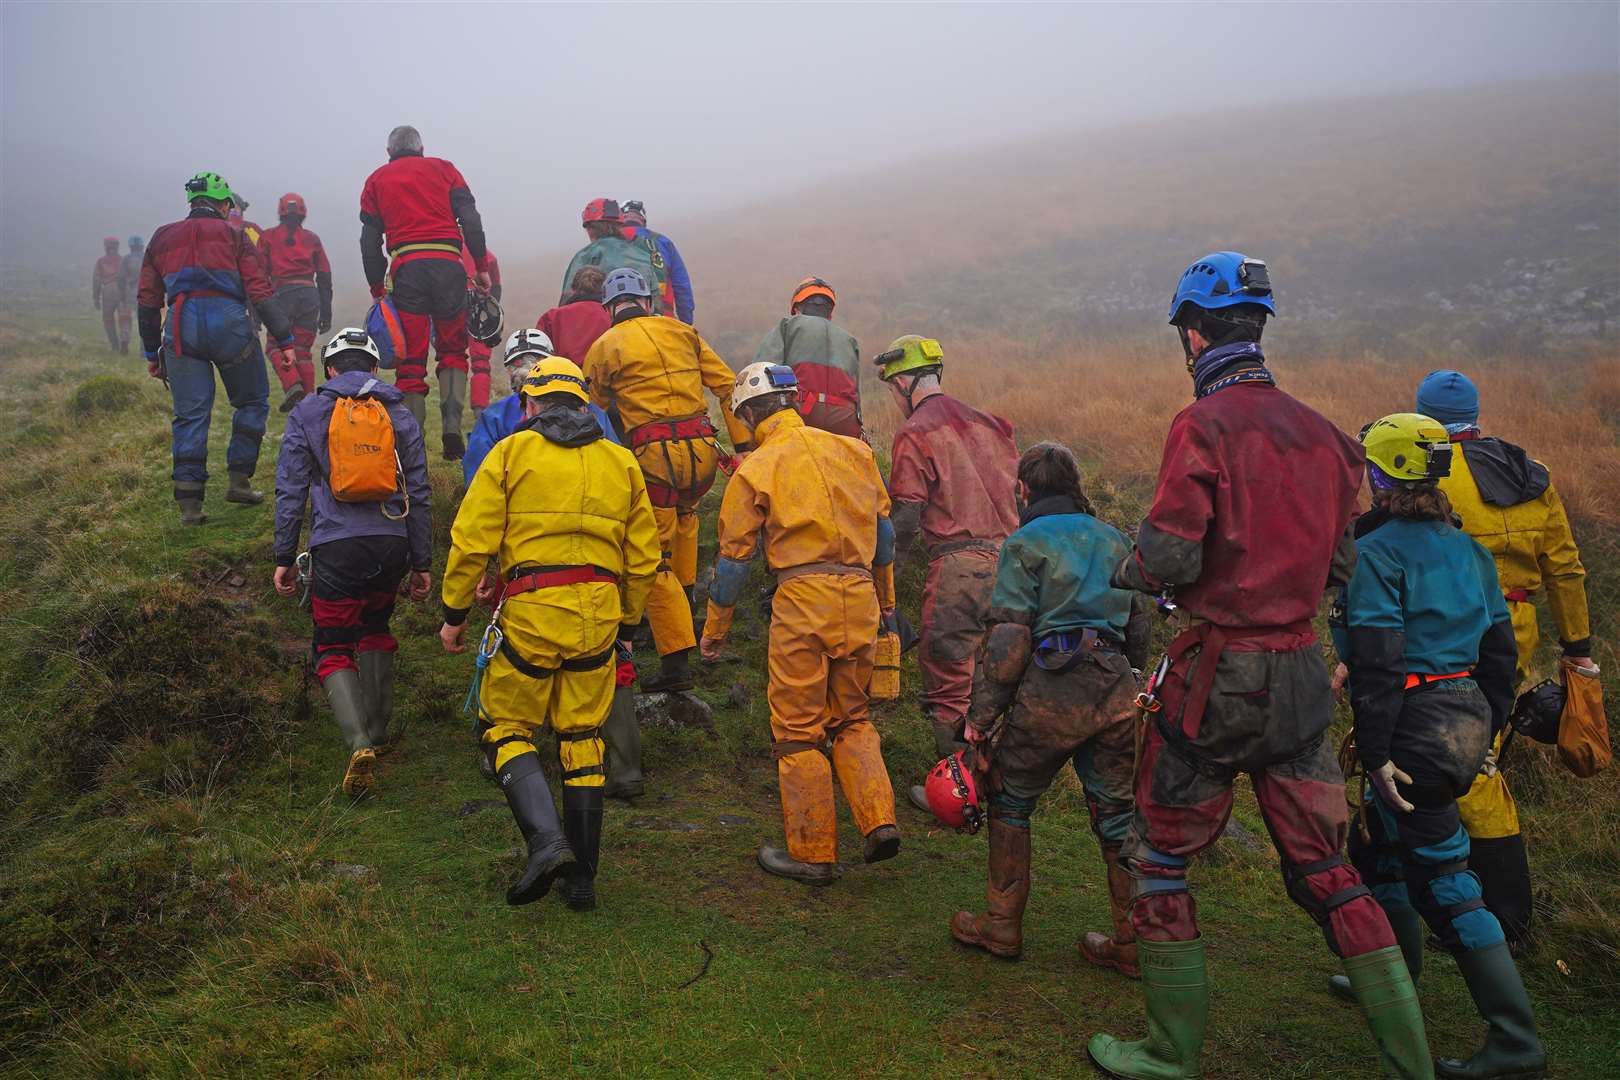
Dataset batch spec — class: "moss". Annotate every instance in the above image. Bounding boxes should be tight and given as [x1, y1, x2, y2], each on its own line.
[65, 374, 144, 418]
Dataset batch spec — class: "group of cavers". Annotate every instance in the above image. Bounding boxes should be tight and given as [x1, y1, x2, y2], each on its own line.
[115, 124, 1610, 1079]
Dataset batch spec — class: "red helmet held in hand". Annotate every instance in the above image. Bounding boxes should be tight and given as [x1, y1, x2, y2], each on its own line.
[925, 751, 984, 833]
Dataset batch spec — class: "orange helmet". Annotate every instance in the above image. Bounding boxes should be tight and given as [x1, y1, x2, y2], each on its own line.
[790, 276, 836, 312]
[582, 197, 621, 224]
[278, 192, 307, 218]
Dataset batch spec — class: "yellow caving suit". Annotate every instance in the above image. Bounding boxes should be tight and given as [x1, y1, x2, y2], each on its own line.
[584, 313, 751, 657]
[704, 409, 899, 864]
[444, 419, 660, 785]
[1438, 439, 1590, 941]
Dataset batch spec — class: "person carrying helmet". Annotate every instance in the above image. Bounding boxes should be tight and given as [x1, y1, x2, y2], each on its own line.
[1325, 414, 1545, 1080]
[1419, 369, 1594, 949]
[1087, 252, 1429, 1080]
[537, 267, 614, 384]
[753, 277, 862, 438]
[137, 172, 296, 525]
[874, 336, 1018, 780]
[359, 124, 492, 461]
[948, 441, 1152, 969]
[621, 200, 694, 324]
[118, 236, 144, 344]
[258, 193, 333, 411]
[439, 358, 660, 909]
[699, 362, 901, 884]
[272, 329, 434, 797]
[91, 236, 130, 352]
[584, 268, 750, 693]
[559, 199, 663, 315]
[464, 329, 618, 483]
[461, 242, 502, 418]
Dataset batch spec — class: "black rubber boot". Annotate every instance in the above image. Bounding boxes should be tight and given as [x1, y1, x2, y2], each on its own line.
[279, 385, 306, 413]
[442, 431, 464, 461]
[641, 648, 695, 693]
[602, 686, 645, 799]
[559, 786, 604, 911]
[1332, 903, 1424, 1002]
[1435, 943, 1546, 1079]
[499, 752, 577, 905]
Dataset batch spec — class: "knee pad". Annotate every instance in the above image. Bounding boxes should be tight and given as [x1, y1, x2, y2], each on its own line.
[1085, 795, 1133, 846]
[1127, 844, 1189, 898]
[989, 791, 1038, 828]
[1412, 859, 1502, 953]
[484, 731, 538, 773]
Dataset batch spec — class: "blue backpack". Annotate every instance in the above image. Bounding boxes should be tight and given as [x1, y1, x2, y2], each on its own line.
[366, 297, 406, 370]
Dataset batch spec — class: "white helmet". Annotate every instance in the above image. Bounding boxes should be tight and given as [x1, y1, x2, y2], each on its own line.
[322, 327, 381, 366]
[503, 327, 555, 365]
[731, 362, 799, 413]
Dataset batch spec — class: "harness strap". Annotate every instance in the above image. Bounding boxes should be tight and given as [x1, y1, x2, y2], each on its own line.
[928, 538, 1000, 560]
[560, 765, 605, 781]
[504, 564, 619, 597]
[497, 639, 616, 679]
[389, 241, 463, 258]
[775, 562, 871, 585]
[1405, 670, 1470, 691]
[556, 727, 603, 742]
[1320, 884, 1373, 911]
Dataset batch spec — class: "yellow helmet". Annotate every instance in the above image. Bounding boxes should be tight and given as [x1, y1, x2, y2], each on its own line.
[1360, 412, 1453, 482]
[519, 355, 589, 404]
[872, 334, 943, 381]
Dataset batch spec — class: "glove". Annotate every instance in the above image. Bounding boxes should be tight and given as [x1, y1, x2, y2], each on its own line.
[369, 281, 386, 300]
[317, 314, 331, 334]
[1368, 760, 1415, 813]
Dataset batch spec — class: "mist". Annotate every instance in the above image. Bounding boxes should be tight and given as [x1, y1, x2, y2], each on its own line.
[3, 1, 1615, 289]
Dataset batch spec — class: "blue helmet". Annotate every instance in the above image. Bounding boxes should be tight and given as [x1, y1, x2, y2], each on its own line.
[1168, 251, 1276, 325]
[601, 267, 651, 304]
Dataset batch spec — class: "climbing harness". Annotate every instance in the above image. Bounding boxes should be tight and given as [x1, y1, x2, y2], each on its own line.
[462, 596, 507, 733]
[295, 550, 312, 611]
[1136, 654, 1170, 713]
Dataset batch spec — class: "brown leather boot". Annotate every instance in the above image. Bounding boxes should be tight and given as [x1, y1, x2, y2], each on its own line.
[949, 817, 1030, 958]
[1080, 843, 1140, 978]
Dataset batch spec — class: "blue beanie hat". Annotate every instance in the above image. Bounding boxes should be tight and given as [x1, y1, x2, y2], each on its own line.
[1415, 370, 1479, 426]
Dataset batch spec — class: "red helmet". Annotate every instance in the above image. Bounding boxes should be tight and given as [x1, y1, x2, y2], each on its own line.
[925, 751, 984, 833]
[278, 192, 307, 218]
[103, 236, 119, 250]
[582, 197, 621, 224]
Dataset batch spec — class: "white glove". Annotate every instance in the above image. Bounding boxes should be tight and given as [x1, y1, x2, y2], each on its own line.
[1369, 760, 1415, 813]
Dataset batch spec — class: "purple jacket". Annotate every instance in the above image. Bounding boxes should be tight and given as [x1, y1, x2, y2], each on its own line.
[274, 370, 432, 568]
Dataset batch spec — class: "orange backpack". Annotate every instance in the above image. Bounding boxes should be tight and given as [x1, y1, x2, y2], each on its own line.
[326, 379, 405, 517]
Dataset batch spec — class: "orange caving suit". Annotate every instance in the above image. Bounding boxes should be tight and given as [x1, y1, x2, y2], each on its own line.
[704, 409, 899, 864]
[443, 414, 660, 785]
[584, 310, 751, 656]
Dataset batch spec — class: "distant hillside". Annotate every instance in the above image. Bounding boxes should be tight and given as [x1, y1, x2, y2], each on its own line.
[499, 76, 1618, 362]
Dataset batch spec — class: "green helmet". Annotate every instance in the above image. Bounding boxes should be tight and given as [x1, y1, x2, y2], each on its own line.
[184, 171, 233, 204]
[873, 334, 944, 382]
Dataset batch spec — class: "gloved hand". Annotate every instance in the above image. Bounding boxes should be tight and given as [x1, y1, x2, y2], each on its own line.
[1368, 760, 1415, 813]
[370, 280, 386, 300]
[317, 314, 332, 334]
[476, 270, 493, 292]
[144, 350, 165, 380]
[699, 635, 726, 663]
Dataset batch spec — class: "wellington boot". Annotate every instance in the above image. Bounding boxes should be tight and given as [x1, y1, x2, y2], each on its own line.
[358, 650, 396, 752]
[500, 752, 578, 905]
[342, 748, 377, 799]
[324, 669, 372, 752]
[602, 686, 645, 799]
[1339, 945, 1435, 1080]
[863, 824, 901, 864]
[439, 367, 467, 449]
[908, 784, 932, 814]
[641, 648, 695, 693]
[442, 432, 464, 461]
[1087, 937, 1208, 1080]
[403, 391, 427, 429]
[559, 786, 604, 911]
[279, 384, 306, 413]
[1081, 844, 1141, 978]
[224, 471, 264, 506]
[950, 818, 1031, 958]
[1332, 904, 1424, 1003]
[177, 498, 208, 526]
[758, 844, 841, 886]
[1435, 943, 1546, 1080]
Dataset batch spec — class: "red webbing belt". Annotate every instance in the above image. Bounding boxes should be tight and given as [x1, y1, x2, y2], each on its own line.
[1503, 589, 1532, 604]
[1404, 670, 1469, 691]
[627, 414, 719, 508]
[504, 565, 618, 598]
[1167, 620, 1315, 739]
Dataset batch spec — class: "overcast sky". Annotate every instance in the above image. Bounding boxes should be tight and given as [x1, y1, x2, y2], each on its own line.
[2, 1, 1615, 280]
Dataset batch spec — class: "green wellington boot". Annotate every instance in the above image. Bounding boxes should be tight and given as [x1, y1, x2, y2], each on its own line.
[358, 650, 396, 753]
[602, 685, 645, 799]
[1435, 943, 1546, 1080]
[1087, 937, 1208, 1080]
[1339, 945, 1435, 1080]
[1332, 904, 1425, 1002]
[324, 668, 375, 798]
[175, 482, 208, 526]
[224, 470, 264, 505]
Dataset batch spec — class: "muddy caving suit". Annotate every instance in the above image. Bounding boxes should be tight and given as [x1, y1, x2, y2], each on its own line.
[623, 222, 693, 324]
[705, 409, 899, 864]
[888, 392, 1019, 755]
[258, 218, 332, 395]
[461, 245, 501, 416]
[584, 310, 751, 659]
[137, 206, 294, 505]
[961, 494, 1151, 957]
[359, 151, 488, 446]
[1440, 432, 1591, 945]
[753, 313, 863, 439]
[443, 407, 660, 893]
[92, 244, 129, 351]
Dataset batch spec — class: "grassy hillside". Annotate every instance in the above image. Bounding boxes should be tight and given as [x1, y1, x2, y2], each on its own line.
[1, 290, 1617, 1077]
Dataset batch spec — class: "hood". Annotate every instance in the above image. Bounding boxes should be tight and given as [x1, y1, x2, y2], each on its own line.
[519, 405, 604, 448]
[1460, 437, 1549, 507]
[1019, 494, 1083, 527]
[321, 369, 403, 403]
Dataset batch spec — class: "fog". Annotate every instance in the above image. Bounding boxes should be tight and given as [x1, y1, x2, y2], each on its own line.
[2, 1, 1615, 285]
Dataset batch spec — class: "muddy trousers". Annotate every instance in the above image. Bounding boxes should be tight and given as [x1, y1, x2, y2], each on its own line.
[270, 284, 319, 394]
[918, 548, 998, 753]
[101, 294, 130, 350]
[308, 536, 409, 680]
[168, 347, 269, 493]
[643, 502, 701, 657]
[770, 573, 897, 864]
[390, 257, 470, 437]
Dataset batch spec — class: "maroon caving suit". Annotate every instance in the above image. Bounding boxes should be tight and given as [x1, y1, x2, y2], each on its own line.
[1113, 379, 1397, 961]
[258, 220, 332, 394]
[358, 152, 489, 396]
[92, 243, 130, 351]
[888, 391, 1020, 754]
[461, 245, 500, 411]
